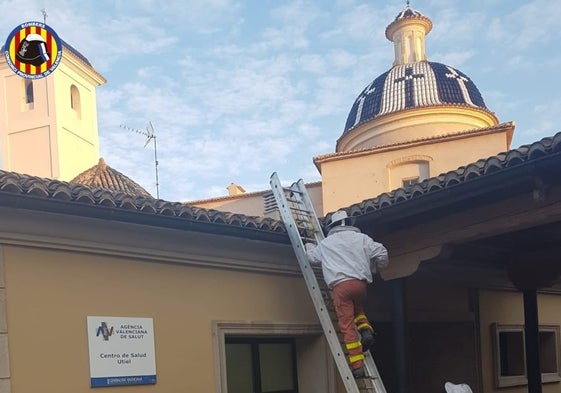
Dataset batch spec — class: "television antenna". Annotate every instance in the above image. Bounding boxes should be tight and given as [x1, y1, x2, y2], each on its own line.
[120, 121, 160, 199]
[41, 8, 48, 24]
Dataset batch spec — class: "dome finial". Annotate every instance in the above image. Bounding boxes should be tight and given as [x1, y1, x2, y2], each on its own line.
[385, 4, 432, 65]
[406, 0, 410, 6]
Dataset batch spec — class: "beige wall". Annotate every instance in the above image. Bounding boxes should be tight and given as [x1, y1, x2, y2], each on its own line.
[192, 193, 271, 217]
[191, 182, 325, 217]
[3, 244, 321, 393]
[0, 205, 332, 393]
[479, 290, 561, 393]
[320, 131, 509, 212]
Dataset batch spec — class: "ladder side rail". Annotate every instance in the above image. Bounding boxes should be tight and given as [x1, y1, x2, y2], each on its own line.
[295, 179, 325, 244]
[270, 174, 361, 393]
[364, 352, 387, 393]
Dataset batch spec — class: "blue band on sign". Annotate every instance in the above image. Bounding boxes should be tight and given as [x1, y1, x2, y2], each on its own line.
[90, 375, 157, 387]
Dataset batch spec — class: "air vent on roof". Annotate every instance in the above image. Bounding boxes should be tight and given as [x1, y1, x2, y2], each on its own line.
[263, 191, 280, 219]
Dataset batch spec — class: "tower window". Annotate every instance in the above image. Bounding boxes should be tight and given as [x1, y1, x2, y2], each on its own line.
[70, 84, 81, 118]
[25, 80, 34, 103]
[22, 79, 34, 110]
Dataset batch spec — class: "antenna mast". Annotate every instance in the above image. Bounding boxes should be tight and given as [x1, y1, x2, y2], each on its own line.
[120, 121, 160, 199]
[41, 8, 48, 24]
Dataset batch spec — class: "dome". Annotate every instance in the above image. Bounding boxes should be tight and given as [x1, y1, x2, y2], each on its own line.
[71, 158, 153, 199]
[337, 4, 499, 152]
[343, 61, 489, 135]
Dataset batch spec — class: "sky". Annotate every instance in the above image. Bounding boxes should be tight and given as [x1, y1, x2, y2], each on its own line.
[1, 0, 560, 202]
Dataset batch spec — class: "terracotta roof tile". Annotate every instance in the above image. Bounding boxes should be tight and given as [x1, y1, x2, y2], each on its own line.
[0, 170, 286, 236]
[71, 158, 153, 199]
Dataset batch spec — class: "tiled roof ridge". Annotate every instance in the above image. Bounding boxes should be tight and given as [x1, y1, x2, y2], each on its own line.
[323, 122, 513, 162]
[0, 171, 285, 233]
[337, 131, 561, 220]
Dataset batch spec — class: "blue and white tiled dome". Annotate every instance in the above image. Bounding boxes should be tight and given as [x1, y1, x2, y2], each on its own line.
[343, 61, 488, 135]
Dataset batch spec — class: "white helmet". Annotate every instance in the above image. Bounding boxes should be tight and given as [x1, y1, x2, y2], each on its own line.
[328, 210, 348, 228]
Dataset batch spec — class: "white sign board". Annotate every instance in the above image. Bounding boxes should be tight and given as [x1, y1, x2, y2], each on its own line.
[87, 316, 156, 387]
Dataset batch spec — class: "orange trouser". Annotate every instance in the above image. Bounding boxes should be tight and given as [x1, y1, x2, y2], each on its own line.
[332, 279, 374, 370]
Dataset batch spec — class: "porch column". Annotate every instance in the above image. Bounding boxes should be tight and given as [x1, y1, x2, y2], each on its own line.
[508, 249, 561, 393]
[392, 278, 408, 393]
[523, 289, 542, 393]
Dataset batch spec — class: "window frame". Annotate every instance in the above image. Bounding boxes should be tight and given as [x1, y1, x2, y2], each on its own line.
[402, 176, 420, 188]
[225, 336, 298, 393]
[212, 321, 331, 393]
[491, 323, 561, 388]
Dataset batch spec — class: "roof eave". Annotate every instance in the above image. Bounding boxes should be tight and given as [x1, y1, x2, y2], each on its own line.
[353, 152, 561, 232]
[0, 191, 290, 245]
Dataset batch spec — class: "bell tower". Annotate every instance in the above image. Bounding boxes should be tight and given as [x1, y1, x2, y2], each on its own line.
[0, 38, 106, 180]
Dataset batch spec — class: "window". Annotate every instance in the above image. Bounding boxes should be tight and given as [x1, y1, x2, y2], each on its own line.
[22, 79, 34, 110]
[213, 321, 329, 393]
[402, 177, 419, 188]
[225, 337, 297, 393]
[491, 324, 561, 387]
[387, 155, 432, 190]
[70, 84, 81, 118]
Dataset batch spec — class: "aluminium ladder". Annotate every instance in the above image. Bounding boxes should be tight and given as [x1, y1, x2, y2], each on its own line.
[270, 172, 386, 393]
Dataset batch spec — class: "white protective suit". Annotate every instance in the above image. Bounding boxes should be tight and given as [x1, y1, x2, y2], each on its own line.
[306, 225, 388, 288]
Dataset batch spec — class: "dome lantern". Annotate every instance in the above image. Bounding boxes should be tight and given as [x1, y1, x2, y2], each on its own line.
[385, 4, 433, 66]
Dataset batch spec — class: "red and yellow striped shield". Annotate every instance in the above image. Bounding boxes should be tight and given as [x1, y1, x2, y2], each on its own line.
[3, 21, 62, 79]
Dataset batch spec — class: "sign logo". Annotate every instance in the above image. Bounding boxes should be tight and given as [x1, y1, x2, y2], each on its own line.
[3, 21, 62, 79]
[96, 322, 114, 341]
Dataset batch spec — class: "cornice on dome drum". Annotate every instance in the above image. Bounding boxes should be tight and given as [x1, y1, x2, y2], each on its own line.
[338, 105, 500, 152]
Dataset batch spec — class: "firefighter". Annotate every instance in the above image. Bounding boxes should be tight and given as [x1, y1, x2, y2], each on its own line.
[306, 210, 388, 378]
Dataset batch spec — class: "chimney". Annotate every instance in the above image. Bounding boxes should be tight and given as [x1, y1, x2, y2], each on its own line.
[227, 183, 246, 196]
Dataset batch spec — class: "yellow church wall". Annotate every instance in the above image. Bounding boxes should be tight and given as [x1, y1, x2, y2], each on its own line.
[2, 244, 320, 393]
[0, 72, 50, 123]
[320, 131, 510, 212]
[51, 62, 101, 180]
[5, 126, 52, 178]
[479, 290, 561, 393]
[0, 49, 104, 181]
[0, 71, 54, 177]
